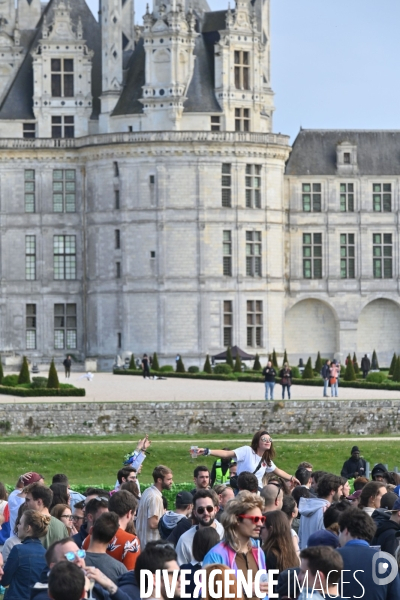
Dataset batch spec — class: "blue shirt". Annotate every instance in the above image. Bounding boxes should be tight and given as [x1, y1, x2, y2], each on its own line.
[2, 537, 47, 600]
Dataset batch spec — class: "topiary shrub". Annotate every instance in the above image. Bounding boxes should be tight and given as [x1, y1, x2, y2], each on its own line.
[226, 347, 234, 369]
[159, 365, 174, 372]
[31, 377, 48, 389]
[47, 359, 60, 389]
[392, 357, 400, 383]
[302, 357, 314, 379]
[203, 354, 212, 374]
[214, 364, 233, 375]
[233, 354, 242, 373]
[272, 349, 278, 368]
[281, 350, 288, 368]
[253, 354, 262, 371]
[343, 355, 356, 381]
[353, 352, 359, 374]
[128, 354, 136, 370]
[366, 371, 387, 384]
[176, 356, 185, 373]
[389, 353, 397, 377]
[291, 366, 300, 379]
[152, 352, 160, 371]
[18, 356, 30, 385]
[2, 374, 18, 387]
[315, 351, 323, 374]
[371, 350, 379, 370]
[188, 366, 200, 373]
[0, 359, 3, 385]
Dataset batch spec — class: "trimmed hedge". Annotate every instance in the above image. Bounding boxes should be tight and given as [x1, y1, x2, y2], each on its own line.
[0, 385, 85, 397]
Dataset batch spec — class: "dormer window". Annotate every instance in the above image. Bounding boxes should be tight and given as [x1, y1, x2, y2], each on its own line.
[234, 51, 249, 90]
[51, 59, 74, 97]
[344, 152, 351, 164]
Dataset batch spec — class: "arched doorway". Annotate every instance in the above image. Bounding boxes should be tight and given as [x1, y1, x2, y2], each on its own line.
[357, 299, 400, 366]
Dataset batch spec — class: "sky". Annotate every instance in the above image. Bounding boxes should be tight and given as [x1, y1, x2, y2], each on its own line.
[86, 0, 400, 141]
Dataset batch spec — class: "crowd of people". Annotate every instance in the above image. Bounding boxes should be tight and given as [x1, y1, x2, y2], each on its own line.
[0, 432, 398, 599]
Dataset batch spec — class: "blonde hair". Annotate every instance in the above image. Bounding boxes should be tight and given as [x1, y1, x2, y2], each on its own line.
[203, 565, 241, 600]
[221, 490, 264, 552]
[23, 509, 51, 538]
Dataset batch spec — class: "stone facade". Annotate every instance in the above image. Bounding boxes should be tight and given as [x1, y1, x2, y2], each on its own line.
[0, 0, 395, 369]
[0, 399, 398, 436]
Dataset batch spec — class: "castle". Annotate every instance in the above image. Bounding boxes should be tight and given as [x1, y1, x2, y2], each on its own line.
[0, 0, 396, 368]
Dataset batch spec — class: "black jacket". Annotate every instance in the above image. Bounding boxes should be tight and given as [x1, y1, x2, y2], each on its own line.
[117, 571, 140, 600]
[263, 367, 276, 382]
[361, 356, 371, 371]
[371, 519, 400, 556]
[72, 523, 88, 548]
[321, 363, 330, 379]
[341, 456, 367, 479]
[166, 516, 192, 546]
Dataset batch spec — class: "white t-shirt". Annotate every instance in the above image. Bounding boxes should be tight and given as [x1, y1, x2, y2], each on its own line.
[234, 445, 276, 487]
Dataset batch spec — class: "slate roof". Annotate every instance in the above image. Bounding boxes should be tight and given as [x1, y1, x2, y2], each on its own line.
[112, 38, 145, 116]
[183, 34, 221, 113]
[0, 0, 101, 120]
[286, 129, 400, 177]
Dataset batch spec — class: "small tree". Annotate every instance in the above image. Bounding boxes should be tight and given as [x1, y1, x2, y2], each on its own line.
[176, 356, 185, 373]
[203, 354, 212, 374]
[0, 358, 4, 385]
[47, 359, 60, 389]
[272, 349, 278, 369]
[152, 352, 160, 371]
[315, 351, 323, 374]
[353, 352, 359, 374]
[371, 350, 379, 370]
[18, 356, 30, 385]
[253, 354, 262, 371]
[129, 354, 136, 370]
[234, 353, 242, 373]
[226, 347, 234, 369]
[282, 349, 288, 367]
[343, 355, 356, 381]
[302, 357, 314, 379]
[389, 353, 397, 377]
[392, 357, 400, 383]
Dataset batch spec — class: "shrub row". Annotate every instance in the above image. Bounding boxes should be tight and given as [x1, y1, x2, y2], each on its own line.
[0, 385, 85, 397]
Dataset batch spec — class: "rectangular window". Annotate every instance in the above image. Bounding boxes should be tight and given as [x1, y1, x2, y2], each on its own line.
[118, 332, 122, 348]
[54, 303, 77, 349]
[26, 304, 36, 350]
[23, 123, 36, 139]
[340, 234, 355, 279]
[51, 116, 74, 139]
[115, 190, 120, 209]
[235, 108, 250, 132]
[223, 230, 232, 276]
[25, 235, 36, 280]
[246, 231, 262, 277]
[373, 233, 392, 279]
[116, 262, 121, 278]
[114, 162, 119, 177]
[51, 58, 74, 97]
[53, 169, 76, 213]
[222, 164, 232, 207]
[344, 152, 351, 164]
[115, 229, 121, 250]
[54, 235, 76, 280]
[247, 300, 262, 347]
[373, 183, 392, 212]
[340, 183, 354, 212]
[303, 233, 322, 279]
[211, 116, 220, 131]
[25, 169, 35, 213]
[223, 300, 233, 347]
[245, 165, 261, 208]
[302, 183, 321, 212]
[234, 51, 250, 90]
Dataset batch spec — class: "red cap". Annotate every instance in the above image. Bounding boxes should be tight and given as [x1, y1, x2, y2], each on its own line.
[20, 472, 43, 486]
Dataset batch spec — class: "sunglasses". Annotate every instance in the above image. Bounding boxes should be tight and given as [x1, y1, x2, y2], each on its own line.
[268, 480, 283, 502]
[64, 549, 86, 562]
[260, 437, 273, 443]
[238, 514, 266, 525]
[196, 505, 214, 515]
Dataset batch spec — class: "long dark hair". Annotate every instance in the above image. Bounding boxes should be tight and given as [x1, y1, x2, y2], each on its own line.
[250, 430, 276, 466]
[262, 510, 299, 570]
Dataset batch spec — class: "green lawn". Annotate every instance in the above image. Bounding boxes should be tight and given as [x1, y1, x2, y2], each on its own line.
[0, 435, 397, 487]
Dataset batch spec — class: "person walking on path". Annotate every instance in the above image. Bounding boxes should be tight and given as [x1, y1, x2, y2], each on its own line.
[63, 356, 72, 378]
[141, 354, 150, 379]
[263, 361, 276, 400]
[329, 360, 340, 397]
[361, 354, 371, 379]
[321, 360, 331, 397]
[279, 362, 292, 400]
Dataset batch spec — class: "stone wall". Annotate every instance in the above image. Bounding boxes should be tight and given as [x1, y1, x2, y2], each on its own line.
[0, 399, 399, 436]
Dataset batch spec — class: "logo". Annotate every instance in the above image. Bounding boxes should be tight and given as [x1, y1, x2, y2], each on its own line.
[372, 551, 398, 586]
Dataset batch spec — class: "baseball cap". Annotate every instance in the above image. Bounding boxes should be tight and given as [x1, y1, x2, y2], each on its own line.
[307, 530, 340, 549]
[346, 490, 362, 501]
[21, 472, 43, 486]
[385, 497, 400, 513]
[175, 491, 193, 507]
[351, 446, 360, 453]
